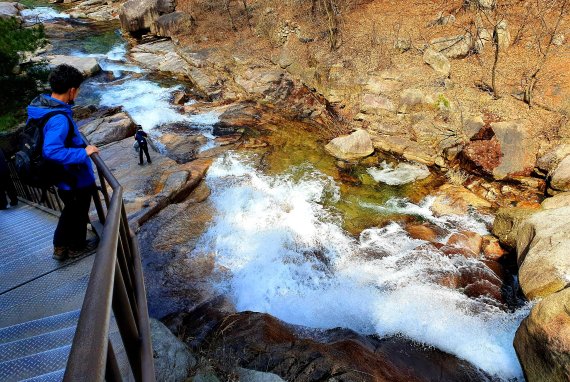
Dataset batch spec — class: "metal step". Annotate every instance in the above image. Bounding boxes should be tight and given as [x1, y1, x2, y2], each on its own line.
[0, 310, 79, 345]
[0, 326, 76, 363]
[0, 345, 71, 381]
[21, 368, 65, 382]
[0, 262, 93, 327]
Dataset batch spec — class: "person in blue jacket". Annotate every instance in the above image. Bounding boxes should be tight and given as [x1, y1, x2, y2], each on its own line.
[27, 64, 100, 260]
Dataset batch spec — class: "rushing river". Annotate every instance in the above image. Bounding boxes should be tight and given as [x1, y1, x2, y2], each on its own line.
[29, 6, 531, 380]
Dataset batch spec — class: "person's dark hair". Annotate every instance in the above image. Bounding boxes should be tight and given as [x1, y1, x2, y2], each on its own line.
[48, 64, 84, 94]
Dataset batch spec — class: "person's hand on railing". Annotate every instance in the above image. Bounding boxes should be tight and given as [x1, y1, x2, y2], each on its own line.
[85, 145, 100, 157]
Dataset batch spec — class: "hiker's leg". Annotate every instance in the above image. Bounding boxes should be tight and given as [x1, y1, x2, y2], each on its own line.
[67, 188, 92, 248]
[54, 189, 74, 247]
[144, 145, 151, 163]
[139, 146, 144, 164]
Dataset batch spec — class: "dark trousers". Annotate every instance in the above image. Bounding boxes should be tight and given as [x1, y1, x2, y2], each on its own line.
[0, 172, 17, 209]
[139, 143, 151, 164]
[53, 187, 93, 248]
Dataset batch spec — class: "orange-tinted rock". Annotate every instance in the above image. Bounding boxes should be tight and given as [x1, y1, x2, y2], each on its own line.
[405, 223, 447, 243]
[464, 280, 504, 302]
[440, 245, 478, 259]
[481, 235, 506, 260]
[446, 231, 483, 254]
[481, 259, 506, 280]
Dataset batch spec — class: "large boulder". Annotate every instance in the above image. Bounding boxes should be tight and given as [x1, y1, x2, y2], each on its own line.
[492, 207, 537, 249]
[79, 111, 136, 146]
[325, 129, 374, 161]
[119, 0, 176, 34]
[542, 192, 570, 209]
[535, 143, 570, 175]
[0, 2, 22, 20]
[151, 11, 194, 37]
[430, 33, 474, 58]
[514, 288, 570, 382]
[550, 155, 570, 192]
[423, 48, 451, 77]
[461, 120, 537, 180]
[150, 318, 197, 382]
[516, 207, 570, 299]
[48, 55, 101, 77]
[431, 184, 492, 216]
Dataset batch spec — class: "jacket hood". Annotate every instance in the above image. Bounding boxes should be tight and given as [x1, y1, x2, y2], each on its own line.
[27, 94, 72, 121]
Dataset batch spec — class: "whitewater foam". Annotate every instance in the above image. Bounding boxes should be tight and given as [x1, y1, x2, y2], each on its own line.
[193, 152, 529, 380]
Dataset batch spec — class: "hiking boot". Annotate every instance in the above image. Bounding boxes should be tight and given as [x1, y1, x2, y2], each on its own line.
[68, 237, 99, 258]
[53, 246, 68, 261]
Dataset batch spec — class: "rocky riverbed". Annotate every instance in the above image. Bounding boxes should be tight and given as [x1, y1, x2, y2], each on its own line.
[4, 1, 570, 381]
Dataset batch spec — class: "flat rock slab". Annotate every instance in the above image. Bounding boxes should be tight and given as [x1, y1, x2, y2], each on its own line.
[47, 55, 101, 77]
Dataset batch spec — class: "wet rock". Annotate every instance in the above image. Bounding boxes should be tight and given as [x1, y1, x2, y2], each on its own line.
[439, 245, 478, 258]
[150, 318, 196, 381]
[516, 206, 570, 299]
[491, 207, 537, 249]
[550, 155, 570, 192]
[464, 280, 503, 301]
[446, 231, 482, 255]
[79, 111, 136, 146]
[325, 129, 374, 161]
[213, 103, 261, 136]
[193, 371, 221, 382]
[47, 55, 101, 77]
[481, 235, 506, 260]
[431, 184, 492, 216]
[541, 192, 570, 209]
[172, 91, 189, 105]
[405, 223, 446, 243]
[151, 11, 194, 38]
[423, 48, 450, 77]
[194, 311, 494, 382]
[514, 288, 570, 382]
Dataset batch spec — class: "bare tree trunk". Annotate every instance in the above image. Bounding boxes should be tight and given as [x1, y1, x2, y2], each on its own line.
[241, 0, 252, 30]
[320, 0, 338, 50]
[491, 28, 500, 99]
[523, 0, 567, 106]
[225, 0, 237, 31]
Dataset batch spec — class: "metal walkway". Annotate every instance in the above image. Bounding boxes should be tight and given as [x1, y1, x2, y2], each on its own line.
[0, 203, 130, 381]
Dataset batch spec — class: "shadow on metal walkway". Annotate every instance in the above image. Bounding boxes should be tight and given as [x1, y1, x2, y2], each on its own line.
[0, 203, 104, 381]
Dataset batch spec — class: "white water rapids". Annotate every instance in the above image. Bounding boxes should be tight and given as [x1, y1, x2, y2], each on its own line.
[32, 6, 530, 377]
[193, 152, 530, 380]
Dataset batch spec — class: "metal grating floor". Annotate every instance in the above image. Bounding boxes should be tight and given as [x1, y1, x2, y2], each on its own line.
[0, 203, 98, 381]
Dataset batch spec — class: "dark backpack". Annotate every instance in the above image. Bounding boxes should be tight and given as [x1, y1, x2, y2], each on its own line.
[13, 111, 75, 188]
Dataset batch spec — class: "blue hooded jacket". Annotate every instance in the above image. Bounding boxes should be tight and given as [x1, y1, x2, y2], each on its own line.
[27, 94, 95, 190]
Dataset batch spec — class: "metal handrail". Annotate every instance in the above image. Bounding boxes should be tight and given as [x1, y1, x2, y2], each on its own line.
[63, 150, 155, 381]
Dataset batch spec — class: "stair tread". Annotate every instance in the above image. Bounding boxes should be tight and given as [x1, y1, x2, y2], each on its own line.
[0, 326, 76, 363]
[20, 368, 65, 382]
[0, 345, 70, 381]
[0, 310, 79, 345]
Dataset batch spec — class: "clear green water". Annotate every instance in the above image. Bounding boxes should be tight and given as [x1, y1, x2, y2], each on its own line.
[242, 122, 445, 235]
